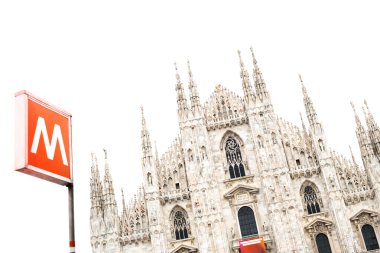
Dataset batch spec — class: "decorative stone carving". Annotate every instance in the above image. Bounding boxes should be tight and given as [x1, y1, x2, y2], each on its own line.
[305, 218, 333, 236]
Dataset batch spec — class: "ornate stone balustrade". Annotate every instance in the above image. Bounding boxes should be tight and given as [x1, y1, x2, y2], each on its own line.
[289, 165, 320, 179]
[159, 188, 191, 204]
[343, 188, 375, 205]
[121, 229, 150, 244]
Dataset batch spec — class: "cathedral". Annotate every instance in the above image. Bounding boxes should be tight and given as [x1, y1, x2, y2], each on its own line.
[90, 49, 380, 253]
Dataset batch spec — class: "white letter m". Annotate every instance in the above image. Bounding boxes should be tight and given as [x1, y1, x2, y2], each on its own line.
[31, 116, 68, 166]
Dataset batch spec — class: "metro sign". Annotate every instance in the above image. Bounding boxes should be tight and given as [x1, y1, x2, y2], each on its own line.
[239, 237, 267, 253]
[15, 90, 72, 185]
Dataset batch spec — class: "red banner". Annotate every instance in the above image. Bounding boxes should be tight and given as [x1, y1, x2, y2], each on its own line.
[239, 237, 266, 253]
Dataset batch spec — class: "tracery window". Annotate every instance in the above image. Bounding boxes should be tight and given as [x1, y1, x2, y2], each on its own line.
[303, 185, 321, 214]
[362, 224, 379, 250]
[316, 233, 332, 253]
[238, 206, 258, 237]
[225, 137, 246, 179]
[170, 206, 191, 240]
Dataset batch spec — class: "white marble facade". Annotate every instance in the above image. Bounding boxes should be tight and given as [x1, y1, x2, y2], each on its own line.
[90, 50, 380, 253]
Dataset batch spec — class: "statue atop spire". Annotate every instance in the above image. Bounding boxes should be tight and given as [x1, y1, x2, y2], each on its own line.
[299, 74, 308, 96]
[103, 148, 108, 160]
[238, 50, 255, 105]
[141, 105, 146, 128]
[103, 148, 110, 177]
[187, 60, 202, 116]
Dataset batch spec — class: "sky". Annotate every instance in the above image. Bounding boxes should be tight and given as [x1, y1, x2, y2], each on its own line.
[0, 1, 380, 252]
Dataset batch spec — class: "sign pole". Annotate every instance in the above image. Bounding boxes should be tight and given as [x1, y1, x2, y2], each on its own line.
[68, 183, 75, 253]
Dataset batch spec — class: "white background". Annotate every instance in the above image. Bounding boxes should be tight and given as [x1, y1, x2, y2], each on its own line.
[1, 1, 380, 252]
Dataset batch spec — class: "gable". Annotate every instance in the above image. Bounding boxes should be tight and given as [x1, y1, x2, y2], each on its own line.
[350, 209, 378, 221]
[305, 218, 333, 230]
[224, 184, 259, 199]
[170, 244, 198, 253]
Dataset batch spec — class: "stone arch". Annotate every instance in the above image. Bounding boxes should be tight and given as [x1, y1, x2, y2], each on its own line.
[219, 130, 245, 150]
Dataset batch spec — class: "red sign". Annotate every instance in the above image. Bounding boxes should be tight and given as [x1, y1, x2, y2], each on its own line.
[15, 90, 72, 185]
[239, 237, 266, 253]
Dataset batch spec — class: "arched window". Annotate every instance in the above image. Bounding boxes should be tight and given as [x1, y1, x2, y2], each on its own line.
[362, 224, 379, 250]
[302, 183, 322, 215]
[238, 206, 258, 237]
[170, 206, 191, 240]
[316, 233, 332, 253]
[304, 186, 321, 214]
[225, 137, 246, 179]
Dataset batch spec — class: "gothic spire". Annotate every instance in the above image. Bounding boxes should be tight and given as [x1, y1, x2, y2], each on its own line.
[349, 145, 358, 167]
[91, 152, 100, 182]
[351, 102, 374, 162]
[363, 100, 380, 158]
[102, 148, 117, 209]
[121, 188, 127, 214]
[350, 101, 364, 129]
[175, 62, 190, 120]
[363, 100, 379, 132]
[104, 148, 110, 180]
[238, 50, 255, 105]
[300, 74, 321, 132]
[251, 47, 269, 101]
[141, 106, 153, 160]
[300, 112, 307, 133]
[154, 140, 159, 161]
[90, 153, 102, 212]
[187, 60, 202, 116]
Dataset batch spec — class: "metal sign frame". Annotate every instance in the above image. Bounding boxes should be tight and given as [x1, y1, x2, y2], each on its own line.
[15, 90, 73, 185]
